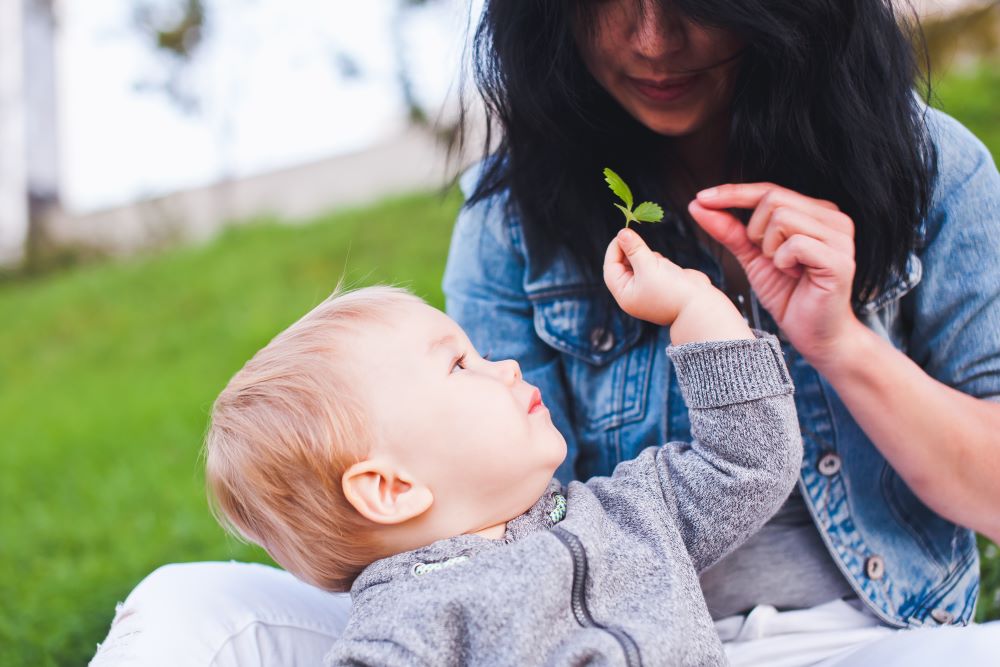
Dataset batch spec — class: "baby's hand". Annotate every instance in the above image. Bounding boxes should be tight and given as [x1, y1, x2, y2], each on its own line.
[604, 228, 709, 325]
[603, 228, 754, 344]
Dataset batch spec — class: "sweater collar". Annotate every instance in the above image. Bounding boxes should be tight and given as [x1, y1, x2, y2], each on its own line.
[350, 479, 565, 599]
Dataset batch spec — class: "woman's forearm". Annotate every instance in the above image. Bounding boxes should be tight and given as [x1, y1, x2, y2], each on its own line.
[814, 319, 1000, 542]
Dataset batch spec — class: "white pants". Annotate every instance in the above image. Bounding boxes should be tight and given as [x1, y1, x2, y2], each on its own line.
[90, 562, 351, 667]
[716, 599, 999, 666]
[90, 561, 1000, 666]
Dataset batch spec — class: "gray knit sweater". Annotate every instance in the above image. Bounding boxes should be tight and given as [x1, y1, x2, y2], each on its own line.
[325, 335, 802, 667]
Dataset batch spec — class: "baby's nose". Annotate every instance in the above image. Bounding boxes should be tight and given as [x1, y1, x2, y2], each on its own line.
[495, 358, 522, 384]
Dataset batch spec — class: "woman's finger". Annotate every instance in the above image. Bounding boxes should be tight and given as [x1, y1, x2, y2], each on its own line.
[772, 234, 854, 291]
[760, 206, 853, 258]
[688, 200, 761, 268]
[697, 183, 852, 242]
[697, 182, 839, 214]
[741, 189, 851, 245]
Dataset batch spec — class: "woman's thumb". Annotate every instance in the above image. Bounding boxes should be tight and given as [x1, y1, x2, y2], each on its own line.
[688, 201, 756, 266]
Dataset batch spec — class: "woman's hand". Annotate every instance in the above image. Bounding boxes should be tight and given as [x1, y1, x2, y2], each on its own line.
[604, 228, 752, 344]
[689, 183, 862, 367]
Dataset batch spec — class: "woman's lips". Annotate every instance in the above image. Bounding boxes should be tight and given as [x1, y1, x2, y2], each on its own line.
[628, 74, 700, 104]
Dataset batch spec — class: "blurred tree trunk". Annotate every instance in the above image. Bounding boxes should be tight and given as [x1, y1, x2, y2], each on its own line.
[0, 0, 29, 267]
[392, 0, 431, 126]
[23, 0, 62, 267]
[139, 0, 438, 127]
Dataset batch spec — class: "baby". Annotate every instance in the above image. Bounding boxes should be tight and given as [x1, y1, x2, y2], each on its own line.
[205, 228, 802, 666]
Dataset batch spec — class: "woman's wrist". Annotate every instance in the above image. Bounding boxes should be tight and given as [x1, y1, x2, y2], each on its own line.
[802, 317, 879, 381]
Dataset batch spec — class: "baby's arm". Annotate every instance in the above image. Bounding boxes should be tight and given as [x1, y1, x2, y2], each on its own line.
[603, 229, 802, 572]
[325, 605, 448, 667]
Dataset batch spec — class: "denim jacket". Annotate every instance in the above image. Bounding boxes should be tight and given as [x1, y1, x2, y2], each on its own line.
[443, 108, 1000, 628]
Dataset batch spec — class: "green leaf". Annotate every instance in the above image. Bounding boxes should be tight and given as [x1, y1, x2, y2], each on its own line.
[633, 201, 664, 223]
[603, 168, 633, 210]
[613, 202, 636, 226]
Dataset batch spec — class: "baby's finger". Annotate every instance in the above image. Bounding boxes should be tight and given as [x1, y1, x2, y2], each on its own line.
[614, 228, 656, 272]
[603, 235, 633, 293]
[603, 234, 631, 273]
[604, 232, 627, 266]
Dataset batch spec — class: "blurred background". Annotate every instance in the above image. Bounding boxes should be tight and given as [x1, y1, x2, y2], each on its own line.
[1, 1, 997, 664]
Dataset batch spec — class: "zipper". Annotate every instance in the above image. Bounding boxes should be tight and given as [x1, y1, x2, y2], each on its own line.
[749, 292, 763, 331]
[734, 292, 764, 331]
[551, 526, 642, 666]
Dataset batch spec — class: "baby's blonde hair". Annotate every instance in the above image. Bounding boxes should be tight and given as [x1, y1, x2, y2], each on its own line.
[205, 286, 422, 591]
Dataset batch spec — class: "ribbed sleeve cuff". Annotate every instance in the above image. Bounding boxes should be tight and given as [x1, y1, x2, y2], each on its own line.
[666, 332, 793, 409]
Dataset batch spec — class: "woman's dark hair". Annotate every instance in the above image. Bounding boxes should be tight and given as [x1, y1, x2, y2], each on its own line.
[461, 0, 936, 305]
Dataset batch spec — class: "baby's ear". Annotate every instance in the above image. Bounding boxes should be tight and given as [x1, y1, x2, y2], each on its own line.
[342, 459, 433, 525]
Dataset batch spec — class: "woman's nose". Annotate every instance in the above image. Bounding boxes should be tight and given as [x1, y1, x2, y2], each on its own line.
[632, 1, 686, 58]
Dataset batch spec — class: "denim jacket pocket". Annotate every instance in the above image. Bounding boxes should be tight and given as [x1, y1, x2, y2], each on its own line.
[533, 294, 652, 431]
[533, 295, 642, 365]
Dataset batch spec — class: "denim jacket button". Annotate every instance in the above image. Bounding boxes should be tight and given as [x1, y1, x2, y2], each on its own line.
[590, 327, 615, 353]
[930, 608, 955, 625]
[817, 452, 842, 476]
[865, 555, 885, 580]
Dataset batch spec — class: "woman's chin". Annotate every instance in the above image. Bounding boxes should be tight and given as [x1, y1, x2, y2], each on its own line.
[618, 92, 713, 138]
[636, 110, 706, 138]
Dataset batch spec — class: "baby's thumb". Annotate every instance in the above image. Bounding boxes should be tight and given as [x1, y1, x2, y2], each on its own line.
[616, 228, 653, 269]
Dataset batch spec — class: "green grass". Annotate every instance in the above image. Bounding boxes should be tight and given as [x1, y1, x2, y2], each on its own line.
[932, 64, 1000, 164]
[2, 63, 999, 666]
[0, 189, 463, 666]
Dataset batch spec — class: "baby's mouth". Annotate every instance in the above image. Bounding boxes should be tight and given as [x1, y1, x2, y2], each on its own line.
[527, 388, 545, 414]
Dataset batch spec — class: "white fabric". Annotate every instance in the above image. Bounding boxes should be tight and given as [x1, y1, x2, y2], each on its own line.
[91, 561, 1000, 666]
[89, 562, 351, 667]
[716, 598, 1000, 667]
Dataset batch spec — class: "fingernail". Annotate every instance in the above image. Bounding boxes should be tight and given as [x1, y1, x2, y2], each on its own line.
[697, 188, 719, 200]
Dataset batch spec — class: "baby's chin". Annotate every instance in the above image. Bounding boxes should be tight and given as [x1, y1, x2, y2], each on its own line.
[447, 452, 566, 538]
[513, 467, 563, 513]
[530, 427, 568, 472]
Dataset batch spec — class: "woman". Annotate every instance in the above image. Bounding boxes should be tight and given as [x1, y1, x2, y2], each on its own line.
[443, 0, 1000, 663]
[92, 1, 999, 665]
